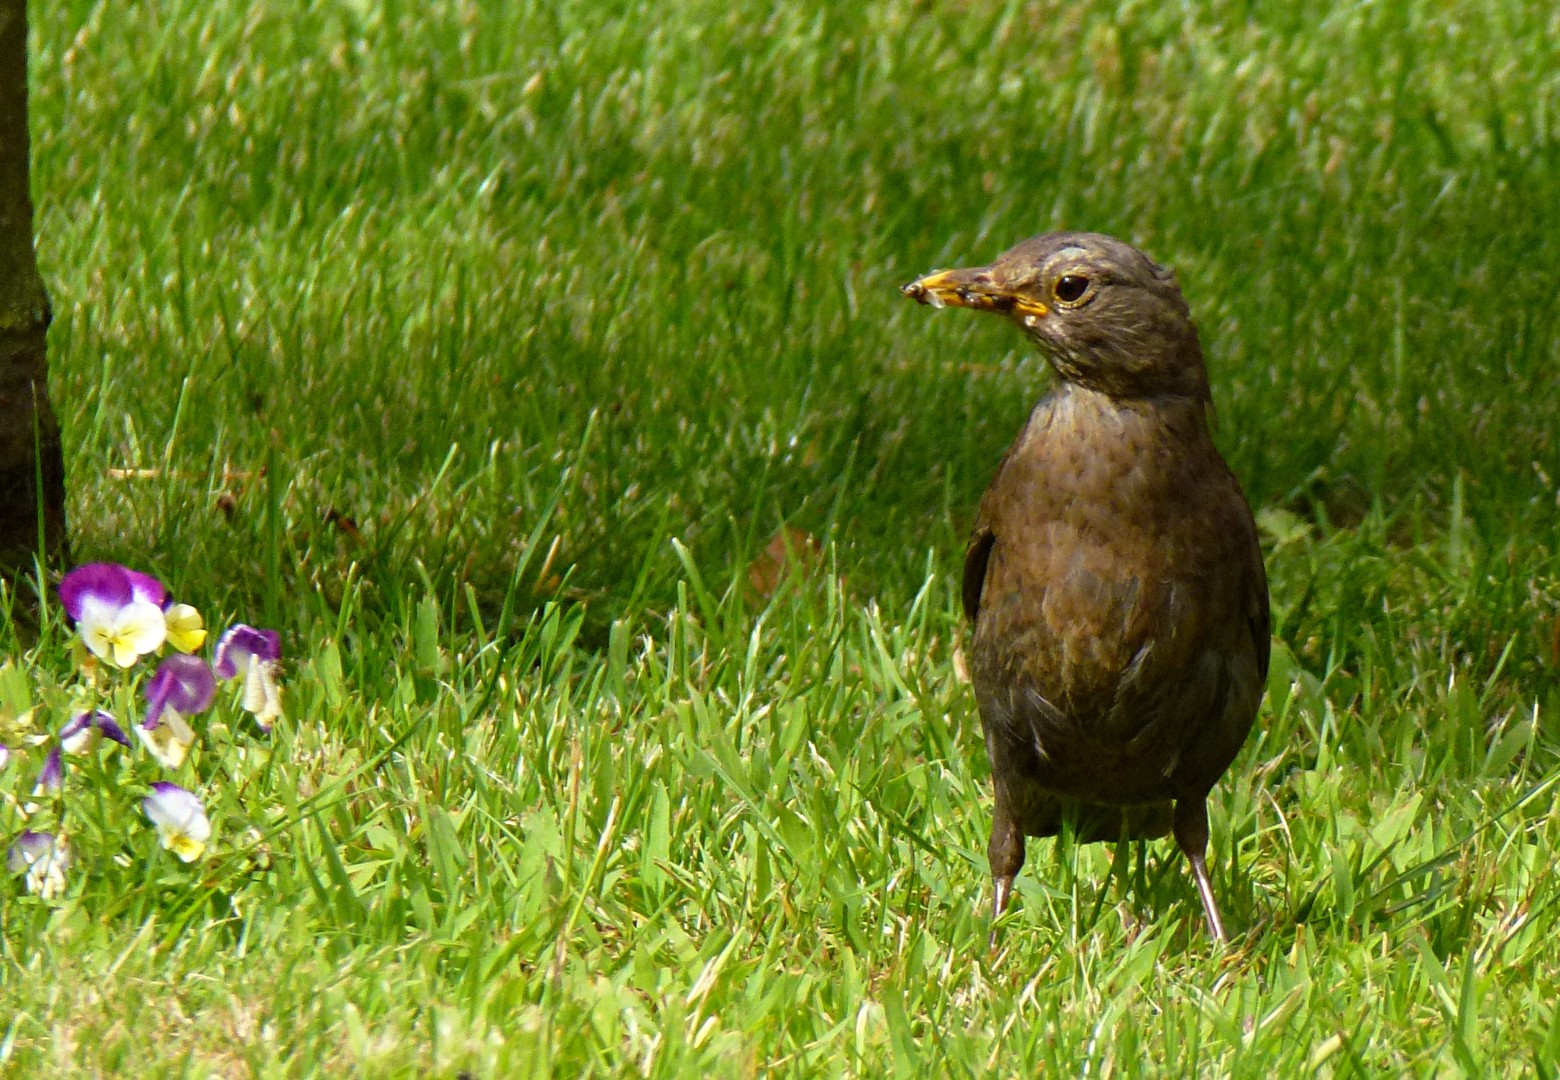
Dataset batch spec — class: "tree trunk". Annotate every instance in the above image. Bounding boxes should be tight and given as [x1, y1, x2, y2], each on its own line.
[0, 0, 66, 577]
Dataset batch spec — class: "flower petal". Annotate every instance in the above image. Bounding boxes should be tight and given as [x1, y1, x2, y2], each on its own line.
[143, 782, 204, 828]
[120, 600, 169, 656]
[34, 747, 63, 795]
[77, 594, 125, 663]
[240, 656, 284, 732]
[85, 597, 168, 669]
[59, 711, 93, 752]
[58, 563, 132, 622]
[61, 710, 131, 753]
[144, 654, 216, 728]
[125, 569, 168, 608]
[165, 832, 207, 862]
[31, 860, 69, 898]
[8, 830, 56, 872]
[143, 783, 212, 862]
[136, 716, 194, 769]
[214, 625, 282, 678]
[95, 713, 133, 748]
[7, 831, 70, 897]
[163, 603, 207, 653]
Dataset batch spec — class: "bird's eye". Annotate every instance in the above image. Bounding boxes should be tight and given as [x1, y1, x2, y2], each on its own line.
[1054, 275, 1090, 303]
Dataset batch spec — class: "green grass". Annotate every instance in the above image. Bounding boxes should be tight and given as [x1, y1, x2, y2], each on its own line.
[3, 0, 1560, 1073]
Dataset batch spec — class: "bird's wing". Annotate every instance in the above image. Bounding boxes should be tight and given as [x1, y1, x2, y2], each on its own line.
[1248, 555, 1271, 683]
[963, 424, 1035, 624]
[963, 524, 994, 623]
[1228, 470, 1271, 685]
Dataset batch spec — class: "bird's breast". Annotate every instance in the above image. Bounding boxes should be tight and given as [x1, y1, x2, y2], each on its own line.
[968, 390, 1260, 794]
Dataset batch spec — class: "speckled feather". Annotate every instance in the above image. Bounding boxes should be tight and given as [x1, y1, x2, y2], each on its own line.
[966, 386, 1268, 826]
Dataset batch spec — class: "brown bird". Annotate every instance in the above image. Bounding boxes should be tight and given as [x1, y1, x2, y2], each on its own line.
[903, 232, 1269, 942]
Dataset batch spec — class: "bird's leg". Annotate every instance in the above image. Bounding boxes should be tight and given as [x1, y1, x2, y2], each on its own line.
[988, 796, 1025, 949]
[1173, 798, 1227, 943]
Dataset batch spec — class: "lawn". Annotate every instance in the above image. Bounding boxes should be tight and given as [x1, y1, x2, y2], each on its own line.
[4, 0, 1560, 1074]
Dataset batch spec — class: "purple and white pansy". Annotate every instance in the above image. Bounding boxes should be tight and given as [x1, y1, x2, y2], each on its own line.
[138, 654, 217, 769]
[144, 654, 217, 728]
[33, 747, 63, 797]
[142, 783, 212, 862]
[8, 830, 71, 898]
[58, 563, 210, 666]
[19, 563, 286, 883]
[214, 625, 283, 731]
[58, 563, 168, 668]
[59, 709, 132, 754]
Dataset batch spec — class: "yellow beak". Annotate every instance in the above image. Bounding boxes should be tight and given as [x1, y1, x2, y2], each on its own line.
[901, 267, 1050, 320]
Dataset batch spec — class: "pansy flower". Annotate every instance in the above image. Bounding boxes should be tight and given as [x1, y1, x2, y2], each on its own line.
[214, 625, 283, 732]
[8, 830, 71, 898]
[138, 654, 216, 769]
[21, 747, 64, 816]
[33, 747, 63, 797]
[59, 709, 132, 754]
[58, 563, 168, 668]
[164, 604, 207, 653]
[143, 783, 212, 862]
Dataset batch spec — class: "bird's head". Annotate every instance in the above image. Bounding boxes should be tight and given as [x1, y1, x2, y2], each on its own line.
[902, 232, 1210, 402]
